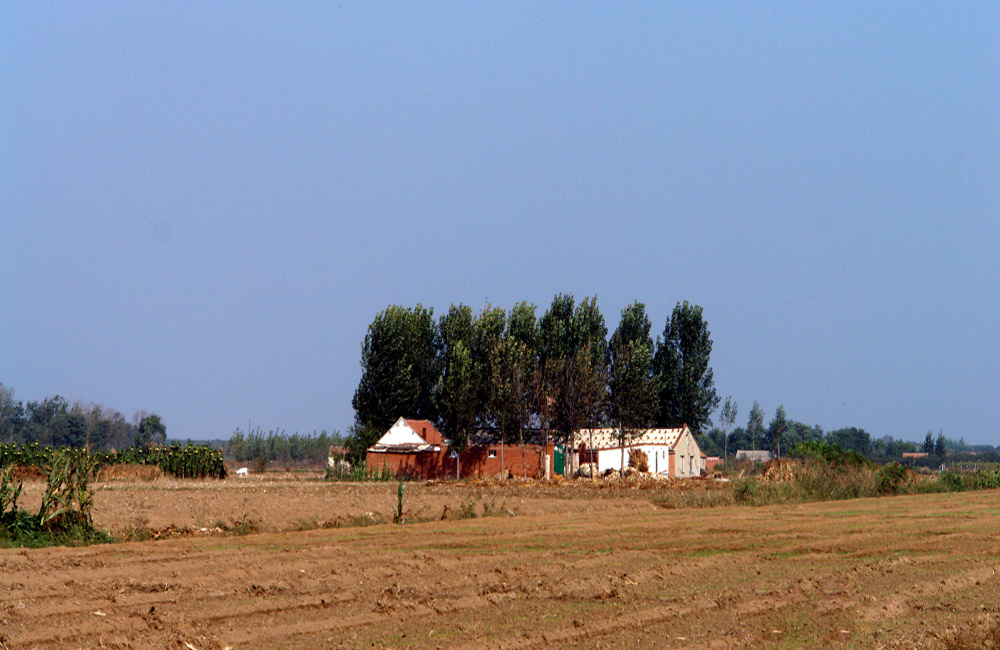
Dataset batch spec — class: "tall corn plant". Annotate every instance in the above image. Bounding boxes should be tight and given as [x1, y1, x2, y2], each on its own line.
[37, 449, 99, 529]
[1, 464, 23, 515]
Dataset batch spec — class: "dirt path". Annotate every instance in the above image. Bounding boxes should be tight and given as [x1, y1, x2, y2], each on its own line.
[3, 486, 999, 649]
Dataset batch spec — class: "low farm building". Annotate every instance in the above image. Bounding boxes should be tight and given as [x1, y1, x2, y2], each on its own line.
[575, 425, 706, 477]
[366, 417, 554, 480]
[734, 450, 773, 464]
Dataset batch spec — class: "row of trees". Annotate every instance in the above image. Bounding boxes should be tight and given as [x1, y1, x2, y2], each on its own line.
[0, 384, 167, 451]
[225, 428, 343, 465]
[349, 295, 719, 470]
[697, 400, 997, 463]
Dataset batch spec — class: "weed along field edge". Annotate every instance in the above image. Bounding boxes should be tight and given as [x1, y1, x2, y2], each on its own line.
[3, 479, 1000, 649]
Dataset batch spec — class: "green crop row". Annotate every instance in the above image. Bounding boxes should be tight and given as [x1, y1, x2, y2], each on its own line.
[0, 442, 226, 479]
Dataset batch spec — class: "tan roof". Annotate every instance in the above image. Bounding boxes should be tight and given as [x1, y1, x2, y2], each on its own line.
[576, 426, 689, 451]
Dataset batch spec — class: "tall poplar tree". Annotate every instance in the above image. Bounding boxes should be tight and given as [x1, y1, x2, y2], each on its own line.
[767, 405, 789, 458]
[536, 294, 609, 475]
[719, 396, 738, 462]
[609, 302, 655, 471]
[653, 301, 719, 434]
[352, 304, 441, 436]
[747, 401, 765, 452]
[489, 302, 538, 477]
[436, 304, 478, 476]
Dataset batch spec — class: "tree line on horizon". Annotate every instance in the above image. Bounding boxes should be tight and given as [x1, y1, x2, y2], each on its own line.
[0, 383, 167, 451]
[696, 400, 997, 465]
[348, 295, 719, 467]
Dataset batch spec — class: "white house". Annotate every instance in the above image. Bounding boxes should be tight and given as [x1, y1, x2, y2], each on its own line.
[575, 425, 705, 477]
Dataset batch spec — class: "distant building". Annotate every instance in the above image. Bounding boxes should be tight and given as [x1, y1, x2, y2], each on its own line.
[735, 449, 773, 464]
[575, 425, 705, 477]
[902, 452, 929, 459]
[365, 417, 554, 480]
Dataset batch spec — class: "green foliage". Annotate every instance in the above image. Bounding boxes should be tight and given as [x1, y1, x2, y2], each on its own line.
[1, 465, 23, 514]
[792, 439, 869, 467]
[37, 448, 99, 529]
[392, 481, 405, 524]
[732, 477, 759, 504]
[935, 432, 946, 457]
[766, 405, 789, 457]
[226, 428, 341, 465]
[609, 302, 655, 467]
[437, 334, 478, 472]
[352, 304, 441, 433]
[696, 428, 725, 458]
[136, 414, 167, 446]
[746, 401, 766, 451]
[653, 301, 719, 435]
[937, 467, 1000, 492]
[939, 469, 965, 492]
[718, 396, 738, 459]
[826, 427, 872, 457]
[489, 327, 536, 458]
[0, 442, 226, 479]
[662, 459, 1000, 510]
[922, 432, 935, 454]
[539, 295, 609, 451]
[1, 451, 112, 548]
[876, 463, 910, 495]
[0, 384, 159, 451]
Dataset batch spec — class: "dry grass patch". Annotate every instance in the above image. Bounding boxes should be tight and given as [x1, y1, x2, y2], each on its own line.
[97, 463, 163, 481]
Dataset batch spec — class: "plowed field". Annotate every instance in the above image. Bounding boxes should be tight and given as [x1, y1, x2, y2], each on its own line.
[2, 477, 999, 649]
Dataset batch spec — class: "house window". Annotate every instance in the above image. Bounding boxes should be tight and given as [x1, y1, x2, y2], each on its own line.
[488, 449, 497, 458]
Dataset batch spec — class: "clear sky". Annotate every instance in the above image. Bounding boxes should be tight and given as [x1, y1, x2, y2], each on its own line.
[3, 3, 998, 444]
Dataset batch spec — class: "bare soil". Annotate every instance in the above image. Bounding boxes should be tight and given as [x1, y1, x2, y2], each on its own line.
[2, 474, 999, 649]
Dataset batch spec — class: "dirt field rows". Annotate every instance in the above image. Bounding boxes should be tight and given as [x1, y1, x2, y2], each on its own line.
[3, 477, 1000, 649]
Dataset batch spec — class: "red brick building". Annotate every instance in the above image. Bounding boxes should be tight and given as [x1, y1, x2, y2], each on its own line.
[366, 417, 554, 480]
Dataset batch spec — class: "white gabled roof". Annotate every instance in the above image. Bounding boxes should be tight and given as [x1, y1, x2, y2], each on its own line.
[576, 426, 689, 451]
[368, 417, 442, 453]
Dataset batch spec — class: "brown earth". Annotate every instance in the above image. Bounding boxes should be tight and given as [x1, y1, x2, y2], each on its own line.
[2, 475, 1000, 649]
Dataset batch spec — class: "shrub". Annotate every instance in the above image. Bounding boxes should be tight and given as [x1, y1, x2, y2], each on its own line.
[876, 463, 910, 495]
[939, 469, 966, 492]
[792, 440, 869, 467]
[251, 456, 269, 474]
[732, 477, 759, 505]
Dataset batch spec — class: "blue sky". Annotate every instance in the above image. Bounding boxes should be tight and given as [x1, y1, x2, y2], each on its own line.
[2, 3, 998, 443]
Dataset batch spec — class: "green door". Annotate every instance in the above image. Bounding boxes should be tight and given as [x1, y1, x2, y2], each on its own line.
[554, 445, 564, 476]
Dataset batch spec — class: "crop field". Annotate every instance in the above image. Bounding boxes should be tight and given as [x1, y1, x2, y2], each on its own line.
[2, 476, 1000, 649]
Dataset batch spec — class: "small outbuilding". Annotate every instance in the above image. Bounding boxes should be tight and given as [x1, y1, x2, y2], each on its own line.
[734, 449, 773, 464]
[575, 425, 705, 477]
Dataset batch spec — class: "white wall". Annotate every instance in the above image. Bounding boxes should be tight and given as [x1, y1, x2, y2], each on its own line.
[597, 445, 672, 475]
